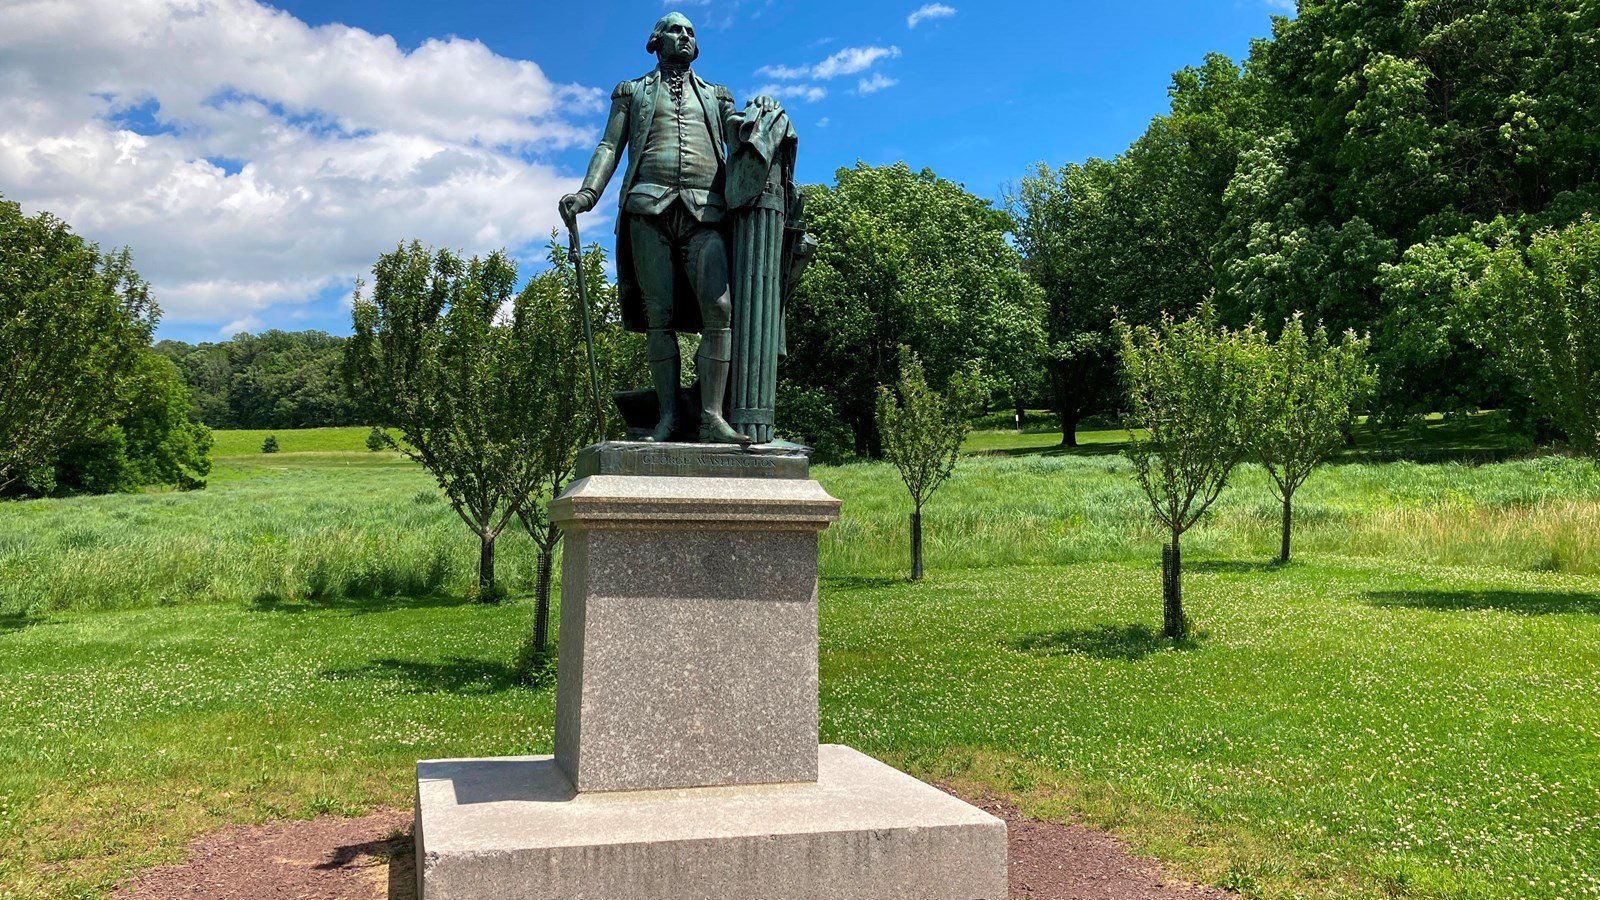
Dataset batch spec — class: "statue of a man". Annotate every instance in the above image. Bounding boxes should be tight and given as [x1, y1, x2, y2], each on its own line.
[559, 11, 779, 444]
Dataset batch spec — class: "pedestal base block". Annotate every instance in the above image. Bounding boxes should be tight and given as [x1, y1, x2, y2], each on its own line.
[415, 744, 1007, 900]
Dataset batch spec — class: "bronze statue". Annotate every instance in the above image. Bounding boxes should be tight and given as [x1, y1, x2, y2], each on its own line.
[560, 11, 811, 445]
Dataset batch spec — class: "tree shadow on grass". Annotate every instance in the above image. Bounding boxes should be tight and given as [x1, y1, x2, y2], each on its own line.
[1185, 559, 1288, 575]
[0, 611, 33, 635]
[320, 657, 520, 695]
[251, 592, 477, 616]
[821, 574, 909, 592]
[1010, 623, 1206, 661]
[966, 441, 1130, 460]
[1365, 589, 1600, 616]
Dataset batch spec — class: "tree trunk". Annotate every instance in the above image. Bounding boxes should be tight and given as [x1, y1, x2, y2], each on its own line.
[533, 547, 554, 652]
[1280, 491, 1293, 564]
[478, 532, 496, 598]
[1060, 405, 1080, 447]
[1014, 404, 1026, 431]
[909, 509, 924, 581]
[1162, 536, 1186, 638]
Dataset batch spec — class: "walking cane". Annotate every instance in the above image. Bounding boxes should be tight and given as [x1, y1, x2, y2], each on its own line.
[562, 210, 608, 442]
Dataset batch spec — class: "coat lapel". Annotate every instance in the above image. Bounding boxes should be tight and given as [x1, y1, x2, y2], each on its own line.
[691, 74, 725, 161]
[636, 69, 659, 150]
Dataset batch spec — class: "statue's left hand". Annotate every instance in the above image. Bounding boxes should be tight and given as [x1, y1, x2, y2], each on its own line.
[750, 94, 782, 112]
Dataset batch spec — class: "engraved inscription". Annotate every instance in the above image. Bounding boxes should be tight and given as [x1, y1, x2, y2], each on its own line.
[641, 451, 779, 471]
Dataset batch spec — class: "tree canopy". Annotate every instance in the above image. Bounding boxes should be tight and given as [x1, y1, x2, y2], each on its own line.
[0, 196, 157, 493]
[787, 162, 1045, 456]
[1017, 0, 1600, 435]
[1, 195, 209, 498]
[157, 330, 359, 430]
[1467, 216, 1600, 458]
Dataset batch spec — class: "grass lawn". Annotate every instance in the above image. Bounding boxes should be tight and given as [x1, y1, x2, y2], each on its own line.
[2, 423, 1598, 898]
[209, 426, 381, 456]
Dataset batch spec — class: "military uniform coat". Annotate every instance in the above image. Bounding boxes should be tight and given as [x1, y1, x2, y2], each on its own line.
[578, 67, 737, 333]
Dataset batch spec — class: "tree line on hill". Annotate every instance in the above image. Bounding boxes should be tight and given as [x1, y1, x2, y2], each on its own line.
[155, 329, 360, 430]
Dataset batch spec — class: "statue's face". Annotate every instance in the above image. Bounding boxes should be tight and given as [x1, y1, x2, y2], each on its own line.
[655, 15, 697, 65]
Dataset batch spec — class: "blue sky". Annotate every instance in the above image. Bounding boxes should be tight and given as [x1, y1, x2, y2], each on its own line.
[0, 1, 1293, 343]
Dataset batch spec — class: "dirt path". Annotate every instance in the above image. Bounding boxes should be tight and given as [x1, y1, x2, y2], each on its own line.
[116, 795, 1235, 899]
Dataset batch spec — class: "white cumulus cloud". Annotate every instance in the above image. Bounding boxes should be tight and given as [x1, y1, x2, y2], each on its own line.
[754, 84, 829, 103]
[813, 46, 902, 79]
[0, 0, 602, 331]
[756, 45, 901, 82]
[856, 73, 899, 94]
[907, 4, 956, 28]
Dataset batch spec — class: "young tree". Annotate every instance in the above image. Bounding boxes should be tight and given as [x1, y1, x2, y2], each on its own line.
[344, 242, 560, 596]
[876, 347, 981, 581]
[1253, 314, 1375, 562]
[1116, 306, 1258, 638]
[514, 239, 643, 671]
[1468, 216, 1600, 458]
[0, 197, 156, 493]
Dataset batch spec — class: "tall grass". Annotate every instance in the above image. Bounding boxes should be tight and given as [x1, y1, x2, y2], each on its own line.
[0, 456, 545, 615]
[820, 452, 1600, 578]
[5, 431, 1598, 615]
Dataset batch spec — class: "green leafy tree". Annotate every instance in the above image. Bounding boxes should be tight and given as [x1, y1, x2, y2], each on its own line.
[1468, 216, 1600, 457]
[514, 238, 644, 673]
[0, 196, 156, 493]
[1117, 306, 1258, 638]
[108, 352, 212, 491]
[365, 427, 387, 452]
[1371, 222, 1517, 423]
[775, 384, 857, 465]
[345, 242, 555, 595]
[788, 162, 1044, 455]
[11, 351, 213, 498]
[260, 434, 279, 454]
[1222, 0, 1600, 418]
[1023, 1, 1600, 424]
[1012, 54, 1261, 445]
[156, 330, 359, 429]
[1252, 315, 1375, 562]
[876, 347, 981, 581]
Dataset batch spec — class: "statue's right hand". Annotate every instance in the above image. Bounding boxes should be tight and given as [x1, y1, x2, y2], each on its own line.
[559, 191, 594, 222]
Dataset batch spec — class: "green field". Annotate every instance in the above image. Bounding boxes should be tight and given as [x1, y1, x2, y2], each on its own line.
[208, 426, 382, 456]
[1, 424, 1598, 899]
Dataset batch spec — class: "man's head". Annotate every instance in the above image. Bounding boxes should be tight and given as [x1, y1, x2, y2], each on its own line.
[647, 12, 698, 64]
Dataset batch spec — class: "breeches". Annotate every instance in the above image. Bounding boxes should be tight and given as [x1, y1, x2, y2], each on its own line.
[629, 204, 732, 331]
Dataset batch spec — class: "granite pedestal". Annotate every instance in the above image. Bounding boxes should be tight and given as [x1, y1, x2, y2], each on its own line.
[415, 443, 1006, 899]
[415, 745, 1008, 900]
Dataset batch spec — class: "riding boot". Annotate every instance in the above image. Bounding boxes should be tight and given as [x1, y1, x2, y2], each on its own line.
[697, 328, 751, 444]
[644, 329, 680, 442]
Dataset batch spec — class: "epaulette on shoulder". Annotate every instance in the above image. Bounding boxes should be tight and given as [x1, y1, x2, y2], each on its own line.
[714, 84, 733, 103]
[612, 80, 637, 100]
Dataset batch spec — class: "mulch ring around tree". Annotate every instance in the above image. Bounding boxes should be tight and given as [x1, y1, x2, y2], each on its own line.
[115, 793, 1237, 899]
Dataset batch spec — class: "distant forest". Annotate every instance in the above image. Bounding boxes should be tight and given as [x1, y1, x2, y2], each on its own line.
[155, 330, 359, 430]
